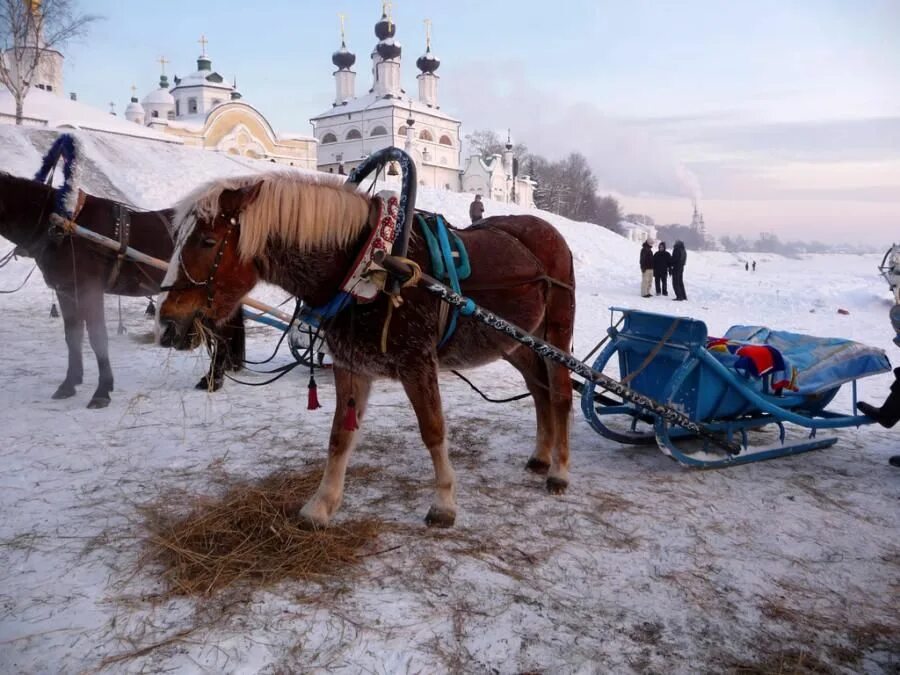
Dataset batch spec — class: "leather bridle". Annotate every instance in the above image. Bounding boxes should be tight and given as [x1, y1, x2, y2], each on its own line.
[159, 214, 238, 312]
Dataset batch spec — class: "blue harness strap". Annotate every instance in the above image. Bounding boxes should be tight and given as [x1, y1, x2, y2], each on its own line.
[415, 213, 469, 348]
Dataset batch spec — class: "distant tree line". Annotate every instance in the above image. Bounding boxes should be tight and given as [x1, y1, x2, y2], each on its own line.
[719, 233, 880, 255]
[465, 129, 622, 233]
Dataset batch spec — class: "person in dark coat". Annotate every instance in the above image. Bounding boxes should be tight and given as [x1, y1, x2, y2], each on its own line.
[469, 194, 485, 223]
[639, 241, 654, 297]
[745, 262, 749, 271]
[856, 304, 900, 466]
[652, 242, 672, 296]
[671, 240, 688, 301]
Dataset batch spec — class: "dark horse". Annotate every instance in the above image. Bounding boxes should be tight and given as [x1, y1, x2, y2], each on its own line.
[0, 170, 245, 408]
[158, 173, 575, 528]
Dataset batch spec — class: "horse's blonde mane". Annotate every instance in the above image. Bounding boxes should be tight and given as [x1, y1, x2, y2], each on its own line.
[174, 172, 371, 260]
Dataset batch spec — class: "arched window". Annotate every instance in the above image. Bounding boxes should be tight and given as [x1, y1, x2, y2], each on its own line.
[321, 132, 338, 144]
[151, 110, 159, 118]
[345, 128, 362, 140]
[370, 125, 387, 137]
[398, 126, 408, 136]
[188, 98, 198, 114]
[418, 129, 433, 142]
[439, 134, 453, 146]
[175, 100, 180, 116]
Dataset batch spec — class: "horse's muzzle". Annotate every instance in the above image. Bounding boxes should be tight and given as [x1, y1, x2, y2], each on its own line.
[158, 319, 181, 348]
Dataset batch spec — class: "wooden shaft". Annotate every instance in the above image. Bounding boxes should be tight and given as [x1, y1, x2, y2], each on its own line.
[69, 223, 293, 324]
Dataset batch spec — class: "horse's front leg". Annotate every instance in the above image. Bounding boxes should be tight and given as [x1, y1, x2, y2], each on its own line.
[401, 361, 457, 527]
[299, 366, 372, 527]
[82, 285, 114, 408]
[51, 291, 84, 400]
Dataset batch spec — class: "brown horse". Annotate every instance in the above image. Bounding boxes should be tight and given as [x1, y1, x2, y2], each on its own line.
[0, 170, 244, 407]
[158, 173, 575, 527]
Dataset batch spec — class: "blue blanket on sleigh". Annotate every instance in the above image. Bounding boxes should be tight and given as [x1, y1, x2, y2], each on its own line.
[716, 325, 891, 396]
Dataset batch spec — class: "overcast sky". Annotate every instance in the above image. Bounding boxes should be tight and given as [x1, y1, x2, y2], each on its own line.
[63, 0, 899, 245]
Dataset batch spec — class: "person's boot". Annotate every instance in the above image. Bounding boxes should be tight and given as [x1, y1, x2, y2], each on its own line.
[857, 373, 900, 429]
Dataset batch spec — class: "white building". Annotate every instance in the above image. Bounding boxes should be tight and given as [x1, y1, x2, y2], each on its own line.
[620, 220, 657, 243]
[1, 20, 316, 168]
[311, 9, 533, 206]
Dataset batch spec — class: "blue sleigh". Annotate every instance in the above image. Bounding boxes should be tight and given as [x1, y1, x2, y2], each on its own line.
[581, 308, 891, 468]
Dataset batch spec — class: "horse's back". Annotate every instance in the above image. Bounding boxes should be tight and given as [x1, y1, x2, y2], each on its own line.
[462, 214, 574, 287]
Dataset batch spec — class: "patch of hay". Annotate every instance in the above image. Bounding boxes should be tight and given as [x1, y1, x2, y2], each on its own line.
[139, 466, 384, 597]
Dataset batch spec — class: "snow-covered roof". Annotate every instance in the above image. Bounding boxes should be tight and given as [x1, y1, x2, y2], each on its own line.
[278, 131, 317, 142]
[0, 87, 180, 143]
[171, 69, 233, 92]
[311, 91, 460, 123]
[142, 87, 175, 106]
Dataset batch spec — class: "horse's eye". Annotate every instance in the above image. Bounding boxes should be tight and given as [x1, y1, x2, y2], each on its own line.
[201, 237, 218, 248]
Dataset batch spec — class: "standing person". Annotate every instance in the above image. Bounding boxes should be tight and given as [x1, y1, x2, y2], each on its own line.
[752, 260, 757, 272]
[856, 304, 900, 466]
[469, 194, 485, 223]
[745, 261, 749, 272]
[639, 240, 654, 298]
[652, 242, 672, 296]
[671, 240, 688, 301]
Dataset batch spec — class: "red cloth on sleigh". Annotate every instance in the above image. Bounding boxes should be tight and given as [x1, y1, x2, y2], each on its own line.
[707, 338, 797, 393]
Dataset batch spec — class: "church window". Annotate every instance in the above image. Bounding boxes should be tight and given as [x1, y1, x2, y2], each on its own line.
[321, 132, 338, 144]
[439, 134, 453, 146]
[167, 111, 175, 120]
[370, 125, 387, 137]
[398, 126, 408, 136]
[188, 98, 198, 114]
[419, 129, 434, 142]
[46, 85, 53, 92]
[345, 128, 362, 140]
[151, 110, 159, 118]
[175, 100, 180, 116]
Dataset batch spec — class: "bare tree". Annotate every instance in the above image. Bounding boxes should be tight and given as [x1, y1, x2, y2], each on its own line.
[0, 0, 99, 124]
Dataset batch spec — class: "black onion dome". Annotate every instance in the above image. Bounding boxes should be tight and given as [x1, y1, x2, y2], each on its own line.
[416, 48, 440, 73]
[375, 13, 396, 40]
[376, 38, 401, 60]
[332, 42, 356, 69]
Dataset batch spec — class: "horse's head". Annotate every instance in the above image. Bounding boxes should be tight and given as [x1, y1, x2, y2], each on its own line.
[158, 182, 262, 350]
[0, 171, 55, 246]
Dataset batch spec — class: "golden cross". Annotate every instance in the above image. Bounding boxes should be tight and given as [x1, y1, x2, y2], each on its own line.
[339, 13, 346, 41]
[383, 1, 392, 29]
[157, 56, 169, 74]
[424, 18, 431, 49]
[198, 34, 208, 57]
[130, 84, 137, 96]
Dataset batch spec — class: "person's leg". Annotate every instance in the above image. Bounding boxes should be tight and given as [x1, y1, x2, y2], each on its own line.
[857, 367, 900, 429]
[654, 275, 661, 295]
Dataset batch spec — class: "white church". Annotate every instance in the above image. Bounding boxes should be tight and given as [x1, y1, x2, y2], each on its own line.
[311, 8, 535, 206]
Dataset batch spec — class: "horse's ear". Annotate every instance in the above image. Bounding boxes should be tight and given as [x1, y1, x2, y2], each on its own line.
[219, 182, 263, 215]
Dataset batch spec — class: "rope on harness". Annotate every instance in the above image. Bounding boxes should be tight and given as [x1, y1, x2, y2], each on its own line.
[380, 257, 423, 353]
[0, 264, 37, 293]
[450, 369, 532, 403]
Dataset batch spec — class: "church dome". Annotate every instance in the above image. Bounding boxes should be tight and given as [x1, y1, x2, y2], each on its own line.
[332, 42, 356, 70]
[374, 13, 395, 40]
[376, 38, 401, 60]
[143, 86, 174, 106]
[416, 47, 440, 74]
[143, 74, 174, 106]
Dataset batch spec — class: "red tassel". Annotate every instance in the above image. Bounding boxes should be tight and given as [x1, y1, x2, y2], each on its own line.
[307, 375, 321, 410]
[343, 397, 359, 431]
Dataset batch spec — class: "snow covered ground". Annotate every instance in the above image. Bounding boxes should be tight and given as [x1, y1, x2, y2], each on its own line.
[1, 129, 898, 673]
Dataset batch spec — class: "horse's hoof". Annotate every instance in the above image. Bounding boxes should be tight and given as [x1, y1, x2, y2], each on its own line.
[296, 507, 328, 531]
[546, 476, 568, 495]
[51, 384, 76, 399]
[87, 396, 110, 409]
[425, 506, 456, 528]
[525, 457, 550, 475]
[195, 376, 224, 392]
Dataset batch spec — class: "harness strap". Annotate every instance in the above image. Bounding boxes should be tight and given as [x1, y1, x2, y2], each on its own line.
[106, 203, 131, 289]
